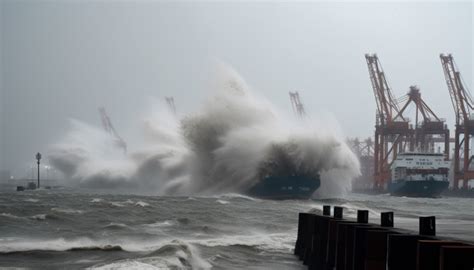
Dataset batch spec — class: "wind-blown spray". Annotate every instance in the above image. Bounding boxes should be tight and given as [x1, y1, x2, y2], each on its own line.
[49, 64, 360, 197]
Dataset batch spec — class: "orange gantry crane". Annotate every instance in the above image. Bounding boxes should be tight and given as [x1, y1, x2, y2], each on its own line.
[289, 91, 306, 117]
[394, 86, 449, 156]
[366, 54, 449, 190]
[365, 54, 411, 189]
[347, 137, 375, 190]
[440, 53, 473, 189]
[98, 107, 127, 154]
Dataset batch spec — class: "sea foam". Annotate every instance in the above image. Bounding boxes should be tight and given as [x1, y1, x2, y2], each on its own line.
[48, 63, 359, 198]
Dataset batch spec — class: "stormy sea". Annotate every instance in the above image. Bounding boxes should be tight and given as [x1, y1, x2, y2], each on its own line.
[2, 64, 473, 269]
[0, 190, 473, 269]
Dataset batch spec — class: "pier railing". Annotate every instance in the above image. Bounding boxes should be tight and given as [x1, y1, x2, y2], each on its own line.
[294, 206, 473, 270]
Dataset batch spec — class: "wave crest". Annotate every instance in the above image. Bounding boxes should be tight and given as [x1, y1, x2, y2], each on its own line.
[48, 63, 359, 198]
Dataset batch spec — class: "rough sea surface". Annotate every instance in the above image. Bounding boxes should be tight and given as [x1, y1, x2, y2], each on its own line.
[0, 189, 473, 269]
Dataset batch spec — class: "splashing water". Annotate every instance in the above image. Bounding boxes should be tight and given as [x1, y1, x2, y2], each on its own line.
[49, 64, 360, 197]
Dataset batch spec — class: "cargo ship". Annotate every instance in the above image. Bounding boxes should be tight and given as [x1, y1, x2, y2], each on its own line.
[246, 174, 321, 200]
[389, 152, 450, 198]
[246, 144, 321, 199]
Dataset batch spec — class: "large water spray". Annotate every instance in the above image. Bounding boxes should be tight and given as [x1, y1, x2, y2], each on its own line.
[49, 64, 360, 197]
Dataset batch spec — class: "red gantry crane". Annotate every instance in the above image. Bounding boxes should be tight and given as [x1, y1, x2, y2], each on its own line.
[98, 107, 127, 154]
[440, 53, 473, 189]
[365, 54, 412, 189]
[348, 137, 375, 190]
[394, 86, 449, 155]
[289, 91, 306, 117]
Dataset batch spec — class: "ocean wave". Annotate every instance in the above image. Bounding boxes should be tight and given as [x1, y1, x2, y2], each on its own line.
[51, 207, 85, 214]
[190, 232, 295, 252]
[135, 201, 150, 207]
[0, 245, 124, 255]
[215, 193, 259, 201]
[110, 202, 125, 207]
[30, 214, 47, 220]
[103, 223, 131, 230]
[1, 213, 23, 219]
[23, 198, 39, 203]
[88, 261, 160, 270]
[67, 245, 123, 252]
[84, 240, 211, 270]
[216, 199, 230, 205]
[90, 198, 103, 203]
[0, 238, 118, 253]
[337, 202, 382, 218]
[144, 220, 175, 228]
[176, 217, 190, 225]
[48, 63, 358, 197]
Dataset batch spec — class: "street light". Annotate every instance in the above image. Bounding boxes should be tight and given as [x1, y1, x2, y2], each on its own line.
[36, 152, 41, 189]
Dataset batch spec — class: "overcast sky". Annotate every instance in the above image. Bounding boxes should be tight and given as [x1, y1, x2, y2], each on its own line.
[0, 1, 472, 177]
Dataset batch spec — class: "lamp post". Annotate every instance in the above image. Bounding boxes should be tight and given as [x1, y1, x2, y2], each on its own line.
[36, 152, 41, 189]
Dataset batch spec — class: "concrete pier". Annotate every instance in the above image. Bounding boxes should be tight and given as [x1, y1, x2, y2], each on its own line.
[294, 205, 474, 270]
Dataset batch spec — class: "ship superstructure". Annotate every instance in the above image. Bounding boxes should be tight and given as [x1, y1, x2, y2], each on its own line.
[389, 152, 450, 197]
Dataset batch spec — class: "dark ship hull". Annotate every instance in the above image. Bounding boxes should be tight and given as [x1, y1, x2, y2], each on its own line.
[388, 180, 449, 198]
[246, 175, 320, 200]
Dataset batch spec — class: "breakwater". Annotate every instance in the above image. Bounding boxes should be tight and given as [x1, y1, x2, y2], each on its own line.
[294, 205, 474, 270]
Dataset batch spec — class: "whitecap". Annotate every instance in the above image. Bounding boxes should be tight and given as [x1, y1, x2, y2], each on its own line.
[144, 220, 175, 228]
[30, 214, 47, 220]
[89, 261, 159, 270]
[0, 238, 117, 253]
[51, 208, 84, 214]
[216, 199, 230, 205]
[103, 222, 130, 229]
[91, 240, 212, 270]
[190, 232, 295, 252]
[1, 213, 22, 219]
[24, 198, 39, 203]
[90, 198, 103, 203]
[217, 193, 259, 201]
[135, 201, 150, 207]
[110, 202, 125, 207]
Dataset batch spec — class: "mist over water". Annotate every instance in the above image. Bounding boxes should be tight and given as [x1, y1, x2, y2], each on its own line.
[49, 64, 359, 197]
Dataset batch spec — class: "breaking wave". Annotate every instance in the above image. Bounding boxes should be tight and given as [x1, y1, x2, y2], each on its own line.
[48, 63, 359, 197]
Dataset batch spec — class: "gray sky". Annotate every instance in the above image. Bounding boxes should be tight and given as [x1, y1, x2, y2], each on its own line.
[1, 1, 472, 177]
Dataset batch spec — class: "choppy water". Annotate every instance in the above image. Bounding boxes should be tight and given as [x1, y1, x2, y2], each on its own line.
[0, 189, 473, 269]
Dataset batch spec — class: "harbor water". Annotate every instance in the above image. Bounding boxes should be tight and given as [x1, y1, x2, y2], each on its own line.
[0, 189, 473, 269]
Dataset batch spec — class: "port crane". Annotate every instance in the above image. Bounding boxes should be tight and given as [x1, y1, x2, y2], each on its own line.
[348, 137, 375, 190]
[394, 86, 449, 155]
[440, 54, 473, 189]
[348, 137, 374, 158]
[289, 91, 306, 117]
[165, 96, 177, 116]
[98, 107, 127, 154]
[365, 54, 412, 189]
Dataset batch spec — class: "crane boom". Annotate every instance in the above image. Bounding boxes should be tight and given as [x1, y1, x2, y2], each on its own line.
[289, 91, 306, 117]
[98, 107, 127, 154]
[440, 53, 473, 189]
[440, 54, 474, 125]
[365, 54, 404, 125]
[165, 97, 177, 116]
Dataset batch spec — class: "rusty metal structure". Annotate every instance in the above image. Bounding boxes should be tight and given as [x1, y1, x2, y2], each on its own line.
[395, 86, 449, 156]
[347, 137, 375, 190]
[365, 54, 411, 189]
[440, 53, 473, 189]
[365, 54, 449, 189]
[98, 107, 127, 154]
[289, 91, 306, 117]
